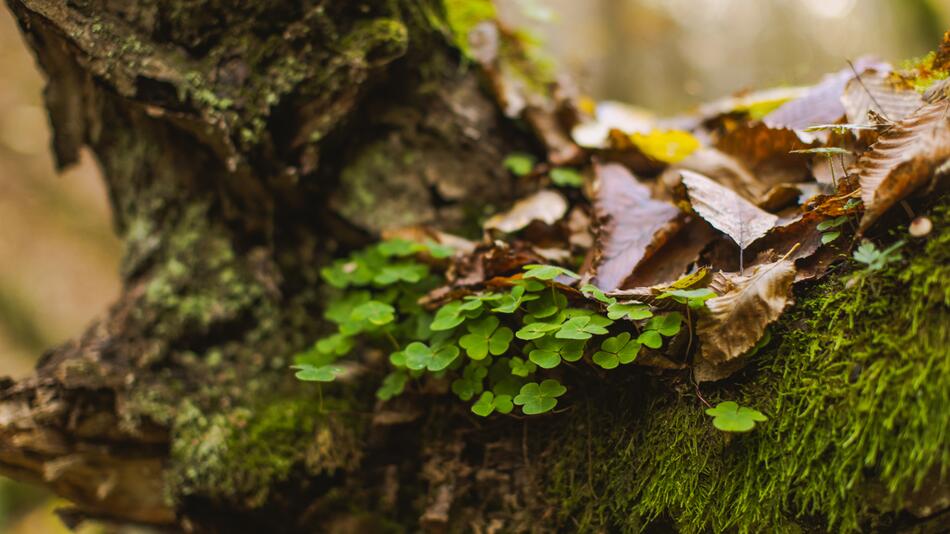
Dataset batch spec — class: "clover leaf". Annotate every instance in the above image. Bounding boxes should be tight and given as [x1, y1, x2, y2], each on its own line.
[529, 336, 585, 368]
[550, 167, 584, 187]
[504, 152, 536, 176]
[451, 363, 488, 401]
[459, 316, 514, 360]
[817, 216, 848, 232]
[853, 240, 904, 271]
[606, 301, 653, 320]
[513, 379, 567, 415]
[637, 329, 663, 349]
[821, 231, 841, 245]
[657, 288, 716, 309]
[526, 290, 568, 319]
[377, 372, 408, 401]
[431, 299, 483, 331]
[491, 285, 538, 313]
[292, 364, 343, 382]
[509, 356, 537, 377]
[592, 332, 641, 369]
[555, 314, 613, 340]
[350, 300, 396, 326]
[705, 401, 768, 432]
[523, 264, 581, 281]
[516, 318, 563, 340]
[404, 341, 460, 372]
[471, 391, 514, 416]
[314, 332, 354, 357]
[646, 312, 683, 336]
[377, 238, 426, 257]
[373, 262, 429, 285]
[580, 283, 616, 305]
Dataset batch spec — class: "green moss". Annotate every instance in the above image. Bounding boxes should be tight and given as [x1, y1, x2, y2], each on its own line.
[169, 394, 362, 507]
[441, 0, 496, 55]
[547, 200, 950, 533]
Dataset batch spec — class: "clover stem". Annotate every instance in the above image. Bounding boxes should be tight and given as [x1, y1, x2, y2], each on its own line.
[318, 384, 325, 413]
[828, 155, 837, 190]
[384, 331, 400, 351]
[684, 306, 694, 360]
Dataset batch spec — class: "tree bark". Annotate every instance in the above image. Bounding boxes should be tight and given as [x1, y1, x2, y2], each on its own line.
[0, 1, 553, 531]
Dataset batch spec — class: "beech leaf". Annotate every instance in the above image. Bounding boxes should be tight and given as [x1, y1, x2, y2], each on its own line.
[484, 190, 568, 234]
[592, 163, 681, 290]
[697, 260, 796, 363]
[855, 100, 950, 234]
[680, 170, 778, 250]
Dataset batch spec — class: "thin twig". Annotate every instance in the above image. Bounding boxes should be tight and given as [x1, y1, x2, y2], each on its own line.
[847, 59, 890, 122]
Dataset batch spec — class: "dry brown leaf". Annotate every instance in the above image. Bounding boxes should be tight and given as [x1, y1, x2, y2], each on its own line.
[763, 57, 888, 140]
[856, 100, 950, 233]
[661, 148, 768, 202]
[590, 163, 681, 290]
[680, 170, 778, 250]
[484, 190, 568, 234]
[842, 68, 924, 125]
[623, 216, 718, 288]
[697, 259, 796, 363]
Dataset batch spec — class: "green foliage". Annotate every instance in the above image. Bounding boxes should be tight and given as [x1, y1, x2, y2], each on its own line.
[472, 391, 514, 416]
[817, 215, 849, 245]
[550, 167, 584, 187]
[705, 401, 768, 432]
[514, 379, 567, 415]
[853, 240, 904, 271]
[656, 288, 715, 309]
[503, 152, 536, 176]
[297, 242, 685, 416]
[523, 264, 580, 281]
[592, 332, 641, 369]
[292, 364, 343, 382]
[459, 316, 514, 360]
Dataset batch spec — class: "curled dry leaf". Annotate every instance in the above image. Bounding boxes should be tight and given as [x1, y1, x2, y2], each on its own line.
[697, 259, 797, 364]
[484, 189, 568, 234]
[680, 170, 778, 250]
[856, 100, 950, 234]
[590, 163, 682, 290]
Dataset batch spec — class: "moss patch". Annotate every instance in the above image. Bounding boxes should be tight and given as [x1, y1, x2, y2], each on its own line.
[546, 200, 950, 533]
[169, 394, 363, 508]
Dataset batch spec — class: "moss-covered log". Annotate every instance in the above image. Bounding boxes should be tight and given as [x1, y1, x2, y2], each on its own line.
[0, 1, 947, 532]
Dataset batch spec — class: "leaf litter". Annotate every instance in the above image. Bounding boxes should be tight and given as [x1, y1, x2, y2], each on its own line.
[361, 33, 950, 386]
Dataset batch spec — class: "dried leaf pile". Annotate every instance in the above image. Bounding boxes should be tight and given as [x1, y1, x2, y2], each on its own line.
[412, 38, 950, 383]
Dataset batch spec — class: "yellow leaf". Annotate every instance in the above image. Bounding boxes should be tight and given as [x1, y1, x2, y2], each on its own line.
[630, 130, 700, 164]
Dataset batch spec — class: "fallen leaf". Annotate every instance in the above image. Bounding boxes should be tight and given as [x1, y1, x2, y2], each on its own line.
[763, 57, 888, 141]
[590, 163, 682, 290]
[855, 100, 950, 233]
[622, 216, 718, 288]
[484, 190, 568, 234]
[842, 68, 924, 125]
[680, 170, 778, 250]
[697, 259, 796, 364]
[629, 130, 701, 164]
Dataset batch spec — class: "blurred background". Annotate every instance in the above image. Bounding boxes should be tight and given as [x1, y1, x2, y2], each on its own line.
[0, 0, 946, 531]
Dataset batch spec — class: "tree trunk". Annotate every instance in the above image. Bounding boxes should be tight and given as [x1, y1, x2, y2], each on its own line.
[2, 1, 948, 533]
